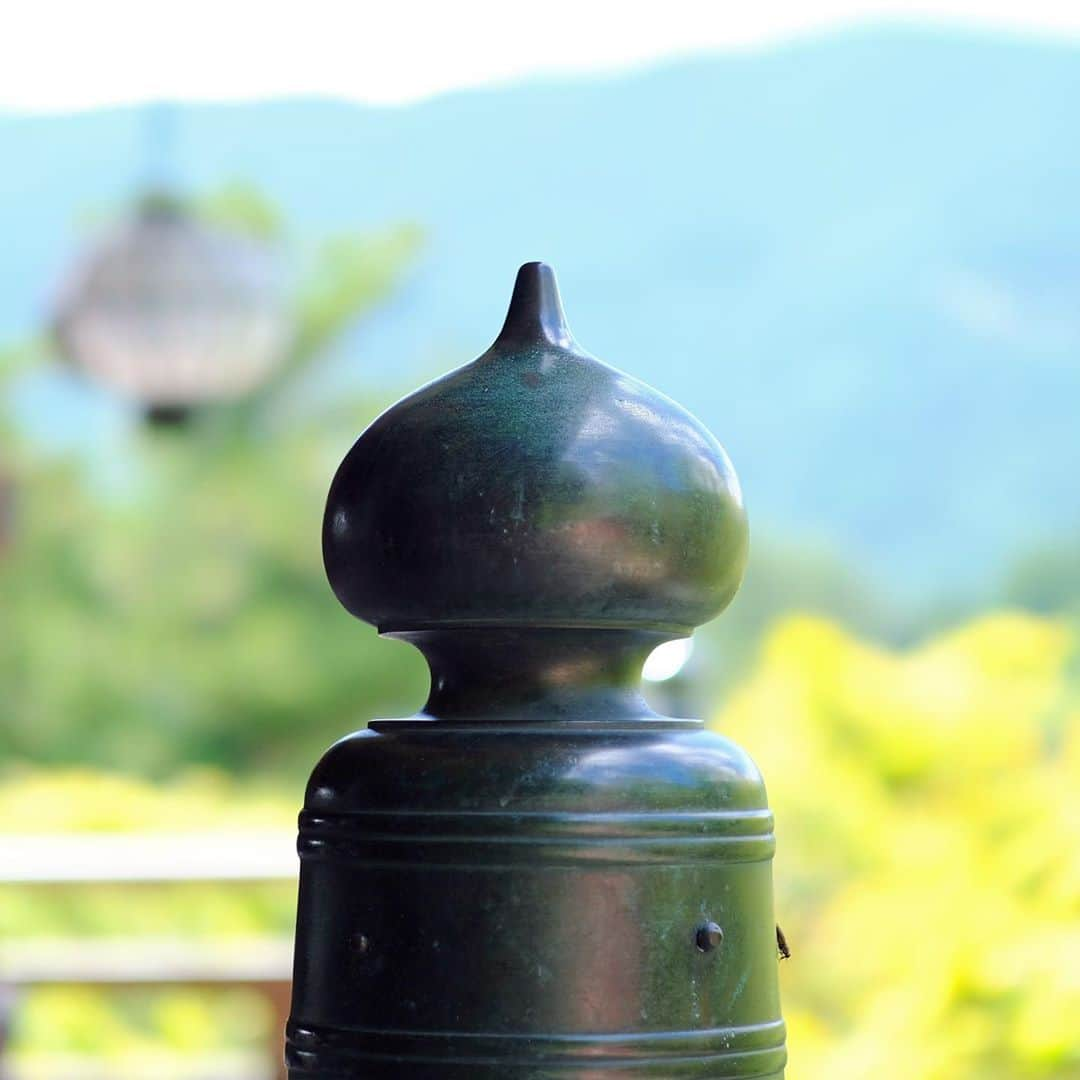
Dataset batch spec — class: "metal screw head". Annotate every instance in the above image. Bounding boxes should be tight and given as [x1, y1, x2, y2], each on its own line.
[695, 921, 724, 952]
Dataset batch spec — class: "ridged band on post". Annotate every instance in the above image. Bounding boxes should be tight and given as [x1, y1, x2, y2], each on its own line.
[287, 263, 786, 1078]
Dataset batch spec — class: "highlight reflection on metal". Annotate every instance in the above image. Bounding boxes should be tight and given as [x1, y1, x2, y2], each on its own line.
[643, 637, 694, 682]
[289, 263, 786, 1078]
[53, 198, 289, 410]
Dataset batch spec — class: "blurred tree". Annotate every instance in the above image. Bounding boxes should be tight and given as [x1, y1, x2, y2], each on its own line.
[718, 612, 1080, 1079]
[0, 190, 429, 776]
[688, 537, 901, 709]
[1003, 538, 1080, 616]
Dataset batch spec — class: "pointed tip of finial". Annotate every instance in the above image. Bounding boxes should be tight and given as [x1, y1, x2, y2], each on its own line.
[495, 262, 577, 349]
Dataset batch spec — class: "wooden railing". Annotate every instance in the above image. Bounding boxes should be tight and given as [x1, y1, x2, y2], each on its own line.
[0, 831, 297, 1080]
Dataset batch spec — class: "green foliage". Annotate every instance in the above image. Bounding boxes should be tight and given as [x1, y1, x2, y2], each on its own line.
[695, 536, 902, 698]
[716, 612, 1080, 1078]
[0, 768, 295, 833]
[289, 224, 424, 376]
[1, 340, 48, 450]
[193, 183, 284, 241]
[0, 191, 429, 776]
[0, 421, 428, 774]
[1003, 538, 1080, 616]
[15, 987, 269, 1075]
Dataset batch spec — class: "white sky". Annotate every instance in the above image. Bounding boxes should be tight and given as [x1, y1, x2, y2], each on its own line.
[4, 0, 1080, 112]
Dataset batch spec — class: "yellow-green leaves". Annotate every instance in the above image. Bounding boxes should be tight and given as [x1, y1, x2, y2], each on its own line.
[716, 614, 1080, 1079]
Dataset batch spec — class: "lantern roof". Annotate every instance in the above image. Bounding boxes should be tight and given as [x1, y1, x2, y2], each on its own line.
[323, 262, 748, 635]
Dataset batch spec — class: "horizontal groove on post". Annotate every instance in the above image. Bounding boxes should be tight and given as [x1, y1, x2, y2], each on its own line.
[296, 809, 776, 867]
[286, 1018, 787, 1074]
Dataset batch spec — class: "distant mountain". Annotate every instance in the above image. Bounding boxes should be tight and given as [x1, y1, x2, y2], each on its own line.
[2, 26, 1079, 597]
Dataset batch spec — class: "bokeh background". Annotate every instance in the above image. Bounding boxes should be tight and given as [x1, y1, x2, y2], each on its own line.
[2, 3, 1079, 1077]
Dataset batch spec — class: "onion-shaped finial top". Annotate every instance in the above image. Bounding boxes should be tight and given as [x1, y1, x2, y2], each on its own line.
[323, 262, 748, 634]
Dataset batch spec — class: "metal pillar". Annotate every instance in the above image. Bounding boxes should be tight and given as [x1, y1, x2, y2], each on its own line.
[287, 263, 786, 1078]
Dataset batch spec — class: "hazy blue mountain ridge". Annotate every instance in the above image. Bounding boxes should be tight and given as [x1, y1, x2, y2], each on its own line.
[2, 26, 1079, 596]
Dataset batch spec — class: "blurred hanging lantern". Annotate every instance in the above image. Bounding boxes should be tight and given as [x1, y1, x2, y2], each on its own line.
[53, 195, 290, 423]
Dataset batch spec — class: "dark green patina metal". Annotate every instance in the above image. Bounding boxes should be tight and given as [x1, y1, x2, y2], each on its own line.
[288, 263, 786, 1078]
